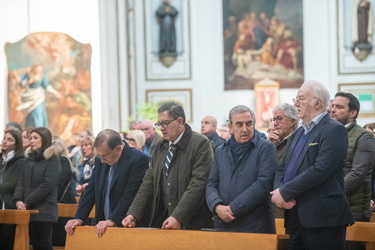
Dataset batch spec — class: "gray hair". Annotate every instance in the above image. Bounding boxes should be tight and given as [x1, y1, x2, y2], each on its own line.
[228, 105, 256, 126]
[158, 101, 186, 124]
[273, 103, 299, 130]
[302, 80, 330, 110]
[141, 119, 155, 127]
[94, 129, 122, 149]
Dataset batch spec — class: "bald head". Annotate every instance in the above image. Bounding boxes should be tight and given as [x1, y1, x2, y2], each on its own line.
[201, 116, 218, 136]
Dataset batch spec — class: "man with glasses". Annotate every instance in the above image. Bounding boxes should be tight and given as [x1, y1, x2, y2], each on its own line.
[206, 105, 278, 232]
[267, 103, 299, 163]
[271, 80, 354, 249]
[65, 129, 149, 237]
[122, 101, 213, 230]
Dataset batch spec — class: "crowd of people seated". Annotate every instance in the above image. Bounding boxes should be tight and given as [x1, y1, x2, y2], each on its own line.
[0, 81, 375, 249]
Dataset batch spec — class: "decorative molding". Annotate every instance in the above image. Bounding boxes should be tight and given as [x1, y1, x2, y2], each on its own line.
[336, 0, 375, 74]
[143, 0, 191, 80]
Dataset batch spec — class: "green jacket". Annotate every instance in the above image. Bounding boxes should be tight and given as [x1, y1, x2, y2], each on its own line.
[345, 121, 375, 219]
[127, 124, 214, 229]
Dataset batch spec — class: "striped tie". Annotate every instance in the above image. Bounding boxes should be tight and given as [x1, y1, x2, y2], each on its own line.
[165, 144, 174, 177]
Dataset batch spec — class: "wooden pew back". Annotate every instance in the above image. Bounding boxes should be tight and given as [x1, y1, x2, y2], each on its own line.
[65, 227, 288, 250]
[0, 210, 38, 250]
[57, 203, 95, 218]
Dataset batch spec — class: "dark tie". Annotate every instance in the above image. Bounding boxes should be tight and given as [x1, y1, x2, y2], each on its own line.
[104, 164, 115, 220]
[164, 144, 174, 177]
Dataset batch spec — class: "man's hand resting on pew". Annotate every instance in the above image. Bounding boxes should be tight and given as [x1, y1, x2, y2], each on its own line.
[65, 219, 115, 237]
[65, 219, 83, 235]
[122, 215, 181, 230]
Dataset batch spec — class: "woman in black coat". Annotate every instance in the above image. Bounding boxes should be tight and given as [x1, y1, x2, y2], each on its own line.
[0, 129, 26, 250]
[13, 127, 61, 250]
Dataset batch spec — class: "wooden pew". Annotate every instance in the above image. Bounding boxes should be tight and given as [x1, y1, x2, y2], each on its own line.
[65, 227, 289, 250]
[347, 222, 375, 250]
[276, 218, 375, 250]
[0, 209, 38, 250]
[371, 212, 375, 223]
[57, 203, 95, 218]
[54, 204, 95, 250]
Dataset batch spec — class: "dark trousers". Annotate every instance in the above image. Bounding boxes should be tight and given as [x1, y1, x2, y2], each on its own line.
[286, 207, 347, 250]
[29, 221, 53, 250]
[0, 224, 15, 250]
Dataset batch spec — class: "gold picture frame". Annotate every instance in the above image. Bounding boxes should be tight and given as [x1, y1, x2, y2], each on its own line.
[338, 83, 375, 118]
[146, 89, 193, 122]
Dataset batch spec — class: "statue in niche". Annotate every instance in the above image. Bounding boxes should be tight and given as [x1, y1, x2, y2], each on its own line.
[156, 0, 178, 67]
[351, 0, 373, 61]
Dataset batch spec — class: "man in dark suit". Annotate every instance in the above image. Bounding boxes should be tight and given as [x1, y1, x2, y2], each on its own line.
[271, 80, 354, 249]
[65, 129, 149, 237]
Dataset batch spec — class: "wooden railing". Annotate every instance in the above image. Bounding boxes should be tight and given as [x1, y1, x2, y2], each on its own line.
[63, 211, 375, 250]
[0, 209, 38, 250]
[65, 227, 289, 250]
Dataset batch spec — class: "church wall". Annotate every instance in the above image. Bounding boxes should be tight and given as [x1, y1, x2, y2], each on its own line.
[0, 0, 374, 134]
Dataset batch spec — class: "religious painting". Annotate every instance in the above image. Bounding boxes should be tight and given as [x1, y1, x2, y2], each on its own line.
[254, 78, 280, 129]
[5, 32, 92, 142]
[223, 0, 304, 90]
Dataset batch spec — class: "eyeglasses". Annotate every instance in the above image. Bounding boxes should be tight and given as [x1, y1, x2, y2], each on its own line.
[125, 137, 135, 142]
[293, 96, 306, 103]
[97, 147, 116, 160]
[270, 116, 284, 123]
[155, 118, 178, 129]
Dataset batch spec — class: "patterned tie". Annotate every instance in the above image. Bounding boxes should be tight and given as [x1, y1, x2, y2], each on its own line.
[165, 144, 174, 177]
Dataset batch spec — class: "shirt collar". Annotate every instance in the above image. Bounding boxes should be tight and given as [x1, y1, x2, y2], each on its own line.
[302, 111, 327, 134]
[2, 150, 15, 162]
[170, 129, 185, 146]
[344, 121, 353, 128]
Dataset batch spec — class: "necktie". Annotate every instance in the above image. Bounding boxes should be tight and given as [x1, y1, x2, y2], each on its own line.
[165, 144, 174, 177]
[104, 164, 115, 220]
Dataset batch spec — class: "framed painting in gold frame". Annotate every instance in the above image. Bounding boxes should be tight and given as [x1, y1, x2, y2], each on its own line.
[146, 89, 193, 122]
[338, 83, 375, 118]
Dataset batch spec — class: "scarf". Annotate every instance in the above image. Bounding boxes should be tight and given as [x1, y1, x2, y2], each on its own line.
[229, 135, 252, 164]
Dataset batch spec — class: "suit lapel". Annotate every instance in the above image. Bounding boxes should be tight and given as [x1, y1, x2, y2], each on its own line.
[110, 145, 129, 189]
[295, 114, 330, 172]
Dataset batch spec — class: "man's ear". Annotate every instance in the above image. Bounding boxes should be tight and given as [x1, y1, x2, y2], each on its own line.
[349, 109, 357, 119]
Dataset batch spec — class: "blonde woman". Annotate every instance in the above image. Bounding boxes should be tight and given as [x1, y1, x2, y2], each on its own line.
[126, 130, 146, 151]
[75, 136, 96, 194]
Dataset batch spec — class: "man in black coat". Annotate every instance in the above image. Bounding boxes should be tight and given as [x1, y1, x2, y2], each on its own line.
[65, 129, 149, 237]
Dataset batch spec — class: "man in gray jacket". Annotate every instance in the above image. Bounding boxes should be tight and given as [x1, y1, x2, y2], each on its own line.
[331, 92, 375, 249]
[206, 105, 278, 232]
[123, 102, 213, 230]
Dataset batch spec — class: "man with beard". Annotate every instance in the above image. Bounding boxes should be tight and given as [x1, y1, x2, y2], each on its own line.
[330, 92, 375, 249]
